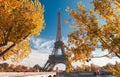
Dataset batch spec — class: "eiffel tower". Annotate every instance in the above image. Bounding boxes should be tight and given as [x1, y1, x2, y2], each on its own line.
[43, 11, 67, 71]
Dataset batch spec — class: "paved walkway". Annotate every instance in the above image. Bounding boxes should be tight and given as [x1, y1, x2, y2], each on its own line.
[0, 72, 56, 77]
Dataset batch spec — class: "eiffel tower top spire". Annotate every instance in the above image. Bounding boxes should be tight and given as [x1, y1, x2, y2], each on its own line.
[56, 11, 62, 41]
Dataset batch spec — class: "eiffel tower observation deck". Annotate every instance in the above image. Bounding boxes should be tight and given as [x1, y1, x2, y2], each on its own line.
[43, 11, 67, 71]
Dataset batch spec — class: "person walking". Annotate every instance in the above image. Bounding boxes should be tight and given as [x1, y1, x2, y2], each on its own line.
[96, 69, 100, 75]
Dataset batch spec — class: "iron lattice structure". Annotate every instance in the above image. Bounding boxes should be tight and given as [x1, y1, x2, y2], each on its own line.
[43, 12, 67, 71]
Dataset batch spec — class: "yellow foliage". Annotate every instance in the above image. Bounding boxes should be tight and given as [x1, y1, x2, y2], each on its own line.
[0, 0, 44, 61]
[64, 20, 69, 24]
[110, 62, 120, 77]
[10, 64, 15, 69]
[70, 26, 76, 30]
[11, 39, 31, 62]
[65, 0, 120, 74]
[115, 1, 120, 11]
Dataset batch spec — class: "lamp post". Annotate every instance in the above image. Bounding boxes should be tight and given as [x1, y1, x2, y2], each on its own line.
[56, 67, 59, 77]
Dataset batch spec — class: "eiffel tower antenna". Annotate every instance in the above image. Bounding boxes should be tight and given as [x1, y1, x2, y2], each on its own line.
[56, 11, 62, 41]
[43, 11, 67, 71]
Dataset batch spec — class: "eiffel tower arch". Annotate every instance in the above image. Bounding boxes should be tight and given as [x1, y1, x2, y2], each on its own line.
[43, 11, 68, 71]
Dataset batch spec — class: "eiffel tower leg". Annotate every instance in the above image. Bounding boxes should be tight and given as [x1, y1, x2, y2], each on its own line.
[44, 63, 55, 71]
[65, 64, 68, 70]
[61, 48, 65, 55]
[43, 61, 51, 71]
[45, 63, 51, 71]
[47, 63, 55, 71]
[52, 48, 58, 55]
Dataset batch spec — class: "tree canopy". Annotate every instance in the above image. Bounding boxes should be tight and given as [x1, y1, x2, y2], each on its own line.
[0, 0, 44, 61]
[65, 0, 120, 74]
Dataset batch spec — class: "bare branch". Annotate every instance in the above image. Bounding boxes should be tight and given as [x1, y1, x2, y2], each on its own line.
[92, 54, 110, 58]
[115, 53, 120, 58]
[99, 37, 110, 48]
[0, 43, 15, 57]
[0, 33, 31, 59]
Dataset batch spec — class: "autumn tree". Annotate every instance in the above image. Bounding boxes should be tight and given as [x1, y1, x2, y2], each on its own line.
[110, 62, 120, 76]
[65, 0, 120, 74]
[9, 64, 15, 71]
[0, 0, 44, 61]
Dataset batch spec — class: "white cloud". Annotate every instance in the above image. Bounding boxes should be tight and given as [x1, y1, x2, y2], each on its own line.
[30, 37, 55, 54]
[20, 51, 49, 67]
[90, 57, 120, 67]
[30, 37, 68, 54]
[92, 49, 109, 56]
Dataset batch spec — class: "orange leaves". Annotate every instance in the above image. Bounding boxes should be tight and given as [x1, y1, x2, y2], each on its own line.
[0, 0, 44, 61]
[4, 51, 14, 60]
[110, 62, 120, 77]
[89, 10, 94, 15]
[70, 10, 80, 19]
[70, 26, 76, 30]
[114, 0, 120, 11]
[10, 64, 15, 69]
[92, 0, 115, 20]
[10, 39, 31, 62]
[66, 30, 94, 63]
[0, 0, 4, 2]
[66, 0, 120, 74]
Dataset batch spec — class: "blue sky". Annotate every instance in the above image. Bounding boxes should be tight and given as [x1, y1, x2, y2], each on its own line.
[39, 0, 92, 39]
[38, 0, 93, 40]
[39, 0, 76, 39]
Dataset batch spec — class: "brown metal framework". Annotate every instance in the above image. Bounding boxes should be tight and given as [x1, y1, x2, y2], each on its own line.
[43, 12, 67, 71]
